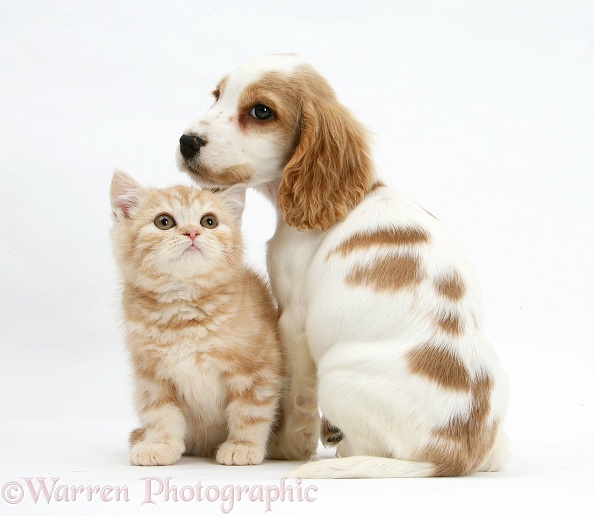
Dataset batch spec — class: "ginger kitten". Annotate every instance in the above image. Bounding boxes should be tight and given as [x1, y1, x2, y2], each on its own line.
[110, 171, 283, 466]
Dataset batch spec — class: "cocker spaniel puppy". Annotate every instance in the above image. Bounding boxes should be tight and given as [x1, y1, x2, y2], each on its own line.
[177, 54, 509, 478]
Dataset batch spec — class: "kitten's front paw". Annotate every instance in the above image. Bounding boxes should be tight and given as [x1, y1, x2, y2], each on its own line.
[130, 441, 182, 466]
[216, 442, 264, 466]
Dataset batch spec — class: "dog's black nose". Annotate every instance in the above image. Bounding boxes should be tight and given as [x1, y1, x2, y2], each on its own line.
[179, 134, 206, 159]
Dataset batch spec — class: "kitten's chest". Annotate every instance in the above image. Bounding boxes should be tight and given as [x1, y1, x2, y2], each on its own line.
[160, 340, 225, 420]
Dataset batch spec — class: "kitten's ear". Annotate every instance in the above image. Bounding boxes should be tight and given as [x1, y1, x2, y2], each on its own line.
[110, 170, 143, 220]
[217, 184, 247, 226]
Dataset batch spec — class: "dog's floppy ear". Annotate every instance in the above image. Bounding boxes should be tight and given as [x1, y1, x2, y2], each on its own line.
[278, 96, 374, 232]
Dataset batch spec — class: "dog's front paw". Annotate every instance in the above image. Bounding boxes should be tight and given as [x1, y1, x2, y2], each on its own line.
[130, 441, 183, 466]
[216, 441, 264, 466]
[267, 424, 319, 460]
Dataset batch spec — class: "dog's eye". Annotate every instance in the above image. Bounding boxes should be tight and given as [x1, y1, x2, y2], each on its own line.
[154, 214, 176, 230]
[200, 213, 219, 229]
[250, 104, 274, 120]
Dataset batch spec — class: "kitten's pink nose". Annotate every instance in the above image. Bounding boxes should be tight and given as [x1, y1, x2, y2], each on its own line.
[185, 230, 199, 241]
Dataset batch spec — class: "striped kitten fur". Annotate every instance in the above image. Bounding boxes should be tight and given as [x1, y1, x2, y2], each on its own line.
[110, 171, 283, 466]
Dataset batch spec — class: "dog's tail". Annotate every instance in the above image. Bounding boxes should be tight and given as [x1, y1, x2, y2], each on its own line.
[290, 456, 436, 479]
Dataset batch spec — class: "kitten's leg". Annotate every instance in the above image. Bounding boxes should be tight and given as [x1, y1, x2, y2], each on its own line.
[129, 377, 186, 466]
[217, 372, 281, 466]
[267, 330, 320, 460]
[129, 427, 145, 446]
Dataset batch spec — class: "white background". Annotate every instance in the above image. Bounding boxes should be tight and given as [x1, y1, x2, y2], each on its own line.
[1, 1, 593, 514]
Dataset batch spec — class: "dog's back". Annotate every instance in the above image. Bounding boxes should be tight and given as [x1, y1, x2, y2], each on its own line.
[282, 185, 509, 478]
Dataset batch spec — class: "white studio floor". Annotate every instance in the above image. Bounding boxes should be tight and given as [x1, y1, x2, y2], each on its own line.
[1, 419, 592, 515]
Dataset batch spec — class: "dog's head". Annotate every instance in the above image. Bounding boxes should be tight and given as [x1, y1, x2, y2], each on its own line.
[177, 54, 375, 231]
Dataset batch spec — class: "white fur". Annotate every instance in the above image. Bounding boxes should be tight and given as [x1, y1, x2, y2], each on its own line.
[177, 54, 509, 478]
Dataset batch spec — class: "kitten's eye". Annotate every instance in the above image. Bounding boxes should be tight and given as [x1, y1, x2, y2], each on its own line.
[154, 214, 176, 230]
[212, 89, 220, 101]
[200, 214, 219, 229]
[250, 104, 274, 120]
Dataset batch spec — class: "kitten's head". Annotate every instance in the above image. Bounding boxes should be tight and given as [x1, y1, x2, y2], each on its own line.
[110, 170, 246, 291]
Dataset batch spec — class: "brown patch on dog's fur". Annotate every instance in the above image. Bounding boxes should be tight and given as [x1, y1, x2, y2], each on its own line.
[407, 344, 497, 476]
[406, 344, 471, 391]
[436, 311, 465, 336]
[435, 271, 466, 301]
[190, 164, 252, 187]
[212, 75, 228, 100]
[346, 254, 423, 292]
[416, 376, 498, 476]
[233, 71, 303, 170]
[327, 227, 429, 260]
